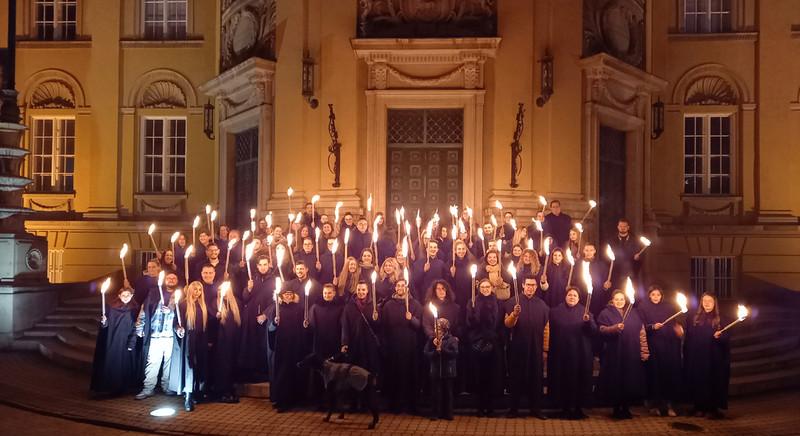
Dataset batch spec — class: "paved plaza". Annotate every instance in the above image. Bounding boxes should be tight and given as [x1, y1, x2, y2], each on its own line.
[0, 352, 798, 435]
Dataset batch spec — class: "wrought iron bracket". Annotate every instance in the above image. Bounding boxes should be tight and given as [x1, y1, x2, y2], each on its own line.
[510, 103, 524, 188]
[327, 104, 342, 188]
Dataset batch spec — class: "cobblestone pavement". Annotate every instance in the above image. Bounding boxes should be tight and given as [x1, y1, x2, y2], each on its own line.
[0, 352, 798, 436]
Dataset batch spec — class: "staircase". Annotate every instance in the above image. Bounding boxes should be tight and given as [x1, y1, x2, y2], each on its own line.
[11, 295, 800, 398]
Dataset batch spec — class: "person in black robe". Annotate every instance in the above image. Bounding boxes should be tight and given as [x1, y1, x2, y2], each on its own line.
[309, 283, 344, 359]
[319, 237, 344, 286]
[685, 292, 731, 419]
[541, 248, 569, 308]
[131, 259, 160, 305]
[424, 318, 458, 421]
[469, 223, 492, 260]
[422, 280, 461, 340]
[607, 219, 642, 293]
[194, 244, 225, 285]
[358, 248, 377, 283]
[582, 243, 611, 318]
[500, 212, 515, 248]
[285, 261, 322, 308]
[525, 211, 545, 257]
[341, 281, 382, 378]
[381, 278, 423, 414]
[638, 285, 684, 417]
[542, 199, 572, 249]
[516, 248, 541, 297]
[211, 284, 242, 403]
[90, 287, 139, 397]
[449, 240, 475, 316]
[267, 287, 309, 412]
[548, 287, 596, 420]
[199, 264, 221, 351]
[597, 289, 650, 419]
[295, 238, 321, 281]
[376, 257, 400, 304]
[348, 217, 371, 259]
[412, 240, 448, 302]
[503, 277, 549, 419]
[435, 226, 453, 264]
[376, 228, 396, 268]
[466, 279, 502, 417]
[237, 256, 275, 382]
[167, 281, 209, 411]
[188, 231, 211, 278]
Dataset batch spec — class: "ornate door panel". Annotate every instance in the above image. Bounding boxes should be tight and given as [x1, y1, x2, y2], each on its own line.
[386, 109, 463, 224]
[233, 127, 259, 229]
[599, 125, 626, 245]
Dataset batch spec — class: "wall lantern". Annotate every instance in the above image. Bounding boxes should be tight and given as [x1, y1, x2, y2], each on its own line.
[535, 50, 554, 107]
[651, 98, 664, 139]
[302, 54, 319, 109]
[203, 100, 215, 140]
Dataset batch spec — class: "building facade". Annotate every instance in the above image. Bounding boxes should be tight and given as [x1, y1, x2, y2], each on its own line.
[4, 0, 799, 294]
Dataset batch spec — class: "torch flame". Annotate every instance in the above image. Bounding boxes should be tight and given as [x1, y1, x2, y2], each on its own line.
[243, 230, 251, 241]
[275, 244, 285, 265]
[304, 280, 312, 296]
[428, 302, 438, 318]
[539, 195, 547, 207]
[449, 205, 458, 218]
[507, 262, 517, 277]
[737, 304, 748, 321]
[605, 245, 616, 261]
[534, 219, 543, 232]
[148, 223, 156, 235]
[544, 237, 551, 256]
[205, 204, 211, 214]
[185, 244, 193, 257]
[219, 281, 231, 298]
[372, 231, 378, 243]
[575, 222, 584, 233]
[404, 221, 411, 236]
[267, 235, 274, 245]
[395, 209, 401, 225]
[451, 224, 457, 240]
[287, 233, 293, 248]
[158, 270, 165, 287]
[228, 238, 238, 250]
[170, 231, 180, 244]
[294, 212, 303, 224]
[470, 264, 478, 277]
[245, 242, 255, 260]
[494, 200, 503, 210]
[566, 248, 575, 266]
[344, 228, 350, 243]
[589, 199, 597, 209]
[477, 228, 484, 240]
[466, 207, 473, 218]
[100, 277, 111, 294]
[311, 194, 320, 204]
[400, 207, 405, 219]
[367, 194, 372, 212]
[287, 187, 294, 197]
[211, 210, 217, 221]
[676, 292, 688, 313]
[371, 270, 378, 283]
[490, 215, 497, 228]
[581, 261, 593, 295]
[403, 268, 409, 283]
[415, 210, 421, 228]
[640, 236, 652, 247]
[496, 239, 503, 253]
[250, 208, 256, 219]
[625, 277, 636, 305]
[174, 288, 181, 304]
[119, 243, 128, 259]
[193, 216, 200, 228]
[526, 238, 534, 250]
[266, 213, 273, 228]
[401, 238, 408, 258]
[314, 227, 321, 239]
[331, 239, 339, 254]
[425, 221, 433, 239]
[510, 218, 517, 231]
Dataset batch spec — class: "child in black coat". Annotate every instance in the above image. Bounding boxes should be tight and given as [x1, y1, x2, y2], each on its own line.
[424, 318, 459, 420]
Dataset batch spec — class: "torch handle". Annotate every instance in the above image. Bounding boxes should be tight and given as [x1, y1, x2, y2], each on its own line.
[149, 235, 159, 253]
[662, 311, 683, 325]
[471, 278, 476, 308]
[607, 261, 614, 283]
[583, 294, 591, 317]
[567, 264, 574, 287]
[636, 246, 648, 257]
[718, 319, 742, 334]
[121, 259, 128, 283]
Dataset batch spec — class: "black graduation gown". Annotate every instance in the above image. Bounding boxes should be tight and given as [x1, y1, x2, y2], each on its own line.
[309, 299, 344, 358]
[516, 262, 538, 297]
[202, 280, 221, 347]
[295, 250, 321, 280]
[193, 260, 225, 288]
[525, 224, 543, 253]
[211, 299, 242, 397]
[504, 294, 549, 410]
[348, 230, 371, 260]
[133, 275, 157, 306]
[319, 250, 344, 286]
[465, 292, 502, 407]
[238, 272, 275, 376]
[548, 303, 596, 410]
[422, 298, 461, 340]
[597, 306, 647, 406]
[542, 262, 569, 308]
[608, 234, 640, 291]
[411, 257, 448, 301]
[285, 276, 322, 308]
[448, 256, 474, 320]
[469, 235, 487, 260]
[381, 296, 423, 410]
[267, 300, 309, 407]
[375, 277, 396, 304]
[543, 212, 572, 249]
[684, 312, 731, 411]
[90, 300, 139, 395]
[341, 297, 382, 374]
[168, 300, 209, 395]
[436, 237, 453, 265]
[585, 258, 611, 317]
[376, 235, 396, 268]
[639, 300, 684, 403]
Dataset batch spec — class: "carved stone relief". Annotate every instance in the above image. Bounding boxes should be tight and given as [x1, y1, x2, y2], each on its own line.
[583, 0, 645, 69]
[357, 0, 496, 38]
[221, 0, 276, 73]
[30, 80, 75, 109]
[140, 81, 187, 108]
[685, 76, 738, 105]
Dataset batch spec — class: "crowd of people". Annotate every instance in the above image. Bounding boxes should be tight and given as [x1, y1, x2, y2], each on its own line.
[90, 199, 733, 421]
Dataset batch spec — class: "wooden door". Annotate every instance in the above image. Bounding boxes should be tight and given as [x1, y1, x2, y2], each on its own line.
[233, 127, 259, 229]
[599, 125, 626, 245]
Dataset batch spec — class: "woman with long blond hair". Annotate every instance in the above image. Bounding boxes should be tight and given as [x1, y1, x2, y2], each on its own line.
[337, 256, 361, 300]
[167, 281, 208, 411]
[211, 282, 242, 403]
[376, 256, 401, 303]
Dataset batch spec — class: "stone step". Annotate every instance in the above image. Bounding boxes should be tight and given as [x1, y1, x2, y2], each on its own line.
[731, 349, 800, 377]
[730, 326, 800, 348]
[23, 328, 97, 354]
[62, 297, 100, 306]
[34, 321, 99, 338]
[54, 306, 100, 314]
[237, 382, 270, 399]
[45, 313, 100, 323]
[729, 366, 800, 396]
[730, 336, 799, 361]
[12, 337, 93, 372]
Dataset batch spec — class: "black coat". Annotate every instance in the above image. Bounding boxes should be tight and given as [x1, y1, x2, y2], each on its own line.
[381, 296, 423, 399]
[543, 212, 572, 249]
[504, 295, 549, 384]
[211, 298, 242, 396]
[341, 298, 382, 373]
[684, 311, 731, 410]
[541, 261, 569, 308]
[318, 250, 344, 286]
[168, 300, 209, 394]
[412, 257, 448, 301]
[597, 306, 647, 405]
[584, 258, 611, 317]
[133, 275, 157, 306]
[449, 255, 474, 315]
[309, 299, 344, 358]
[267, 300, 309, 406]
[285, 276, 322, 308]
[90, 300, 139, 394]
[295, 250, 321, 280]
[238, 272, 275, 372]
[422, 298, 461, 340]
[375, 277, 396, 304]
[423, 333, 459, 379]
[608, 234, 640, 289]
[639, 300, 684, 402]
[548, 303, 596, 409]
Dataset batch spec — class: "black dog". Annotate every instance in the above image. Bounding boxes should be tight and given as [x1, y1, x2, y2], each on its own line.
[297, 353, 379, 430]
